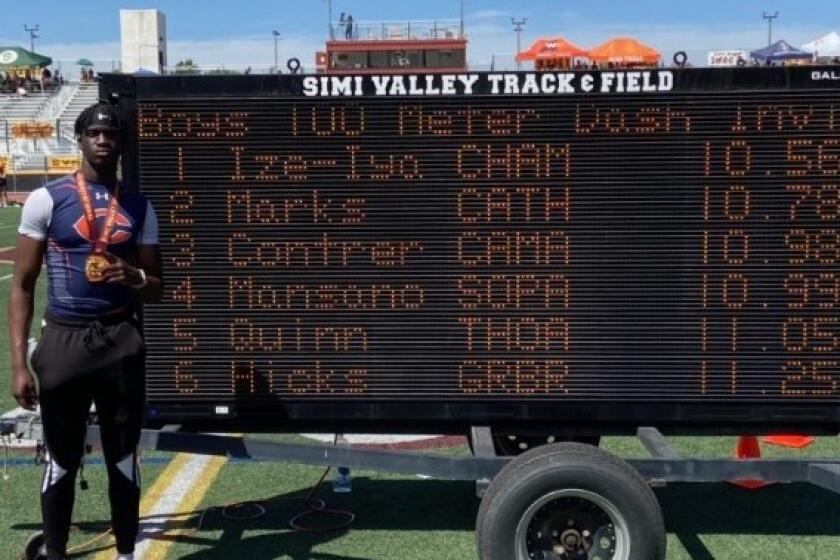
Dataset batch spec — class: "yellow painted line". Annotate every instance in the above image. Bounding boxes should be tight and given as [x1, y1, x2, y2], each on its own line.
[140, 455, 227, 560]
[91, 452, 227, 560]
[140, 454, 194, 517]
[91, 453, 191, 559]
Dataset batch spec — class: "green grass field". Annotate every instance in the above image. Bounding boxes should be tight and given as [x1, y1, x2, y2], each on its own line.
[2, 206, 840, 559]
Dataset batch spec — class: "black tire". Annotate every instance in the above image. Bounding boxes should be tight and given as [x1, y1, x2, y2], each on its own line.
[24, 531, 47, 560]
[468, 431, 599, 457]
[491, 433, 601, 456]
[476, 443, 665, 560]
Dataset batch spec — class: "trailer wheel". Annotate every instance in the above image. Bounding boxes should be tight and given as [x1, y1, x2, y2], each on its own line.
[24, 531, 47, 560]
[476, 443, 665, 560]
[492, 433, 601, 455]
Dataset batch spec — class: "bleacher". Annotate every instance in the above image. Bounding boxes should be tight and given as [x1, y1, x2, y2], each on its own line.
[61, 82, 99, 125]
[0, 92, 53, 154]
[14, 82, 98, 170]
[0, 92, 51, 121]
[1, 82, 99, 174]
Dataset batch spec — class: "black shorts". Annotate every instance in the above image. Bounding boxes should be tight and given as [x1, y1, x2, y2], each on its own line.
[32, 309, 146, 393]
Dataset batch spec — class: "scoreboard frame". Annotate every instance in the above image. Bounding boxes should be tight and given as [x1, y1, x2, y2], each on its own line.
[99, 67, 840, 434]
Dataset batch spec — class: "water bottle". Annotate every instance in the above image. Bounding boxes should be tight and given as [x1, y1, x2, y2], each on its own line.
[332, 466, 352, 493]
[332, 433, 352, 493]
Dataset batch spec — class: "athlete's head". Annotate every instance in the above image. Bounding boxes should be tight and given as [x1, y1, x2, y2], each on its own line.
[75, 102, 124, 170]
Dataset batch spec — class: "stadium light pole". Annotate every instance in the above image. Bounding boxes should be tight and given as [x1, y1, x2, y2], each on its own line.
[324, 0, 333, 39]
[512, 18, 527, 70]
[24, 24, 40, 53]
[272, 30, 281, 73]
[762, 11, 779, 47]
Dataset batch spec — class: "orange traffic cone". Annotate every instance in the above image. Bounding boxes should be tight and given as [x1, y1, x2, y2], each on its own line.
[729, 435, 774, 490]
[762, 434, 815, 448]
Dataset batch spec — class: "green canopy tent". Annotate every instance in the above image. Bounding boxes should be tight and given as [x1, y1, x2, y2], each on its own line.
[75, 58, 94, 66]
[0, 46, 52, 69]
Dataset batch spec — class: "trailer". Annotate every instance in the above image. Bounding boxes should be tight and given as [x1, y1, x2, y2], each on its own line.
[5, 416, 840, 559]
[10, 65, 840, 559]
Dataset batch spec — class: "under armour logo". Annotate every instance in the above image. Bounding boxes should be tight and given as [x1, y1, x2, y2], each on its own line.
[95, 192, 110, 200]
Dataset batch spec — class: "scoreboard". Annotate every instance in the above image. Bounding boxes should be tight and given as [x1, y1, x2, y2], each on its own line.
[100, 68, 840, 432]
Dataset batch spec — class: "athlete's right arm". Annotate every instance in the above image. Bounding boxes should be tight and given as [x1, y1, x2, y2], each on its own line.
[8, 188, 51, 409]
[8, 235, 45, 409]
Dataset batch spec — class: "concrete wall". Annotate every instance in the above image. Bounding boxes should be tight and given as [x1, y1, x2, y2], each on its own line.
[120, 10, 167, 73]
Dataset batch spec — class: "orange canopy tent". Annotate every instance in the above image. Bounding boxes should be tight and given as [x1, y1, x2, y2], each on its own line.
[516, 37, 589, 62]
[588, 37, 661, 65]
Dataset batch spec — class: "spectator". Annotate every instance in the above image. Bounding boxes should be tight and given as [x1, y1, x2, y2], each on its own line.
[0, 160, 8, 208]
[41, 67, 52, 92]
[345, 14, 354, 40]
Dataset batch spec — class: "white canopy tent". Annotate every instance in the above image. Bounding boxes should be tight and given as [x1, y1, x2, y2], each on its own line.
[802, 31, 840, 58]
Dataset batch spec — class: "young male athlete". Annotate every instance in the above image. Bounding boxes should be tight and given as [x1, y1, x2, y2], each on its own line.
[8, 102, 162, 560]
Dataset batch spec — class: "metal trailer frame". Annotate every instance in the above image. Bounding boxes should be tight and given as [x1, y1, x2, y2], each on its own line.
[6, 415, 840, 559]
[4, 417, 840, 495]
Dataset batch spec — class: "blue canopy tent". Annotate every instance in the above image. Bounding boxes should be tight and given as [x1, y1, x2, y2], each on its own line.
[750, 40, 813, 64]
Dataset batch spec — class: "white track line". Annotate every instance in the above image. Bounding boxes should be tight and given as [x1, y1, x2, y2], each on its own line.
[92, 452, 226, 560]
[133, 454, 217, 558]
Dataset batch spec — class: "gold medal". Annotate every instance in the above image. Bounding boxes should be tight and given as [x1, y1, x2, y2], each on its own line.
[85, 253, 111, 283]
[74, 171, 122, 285]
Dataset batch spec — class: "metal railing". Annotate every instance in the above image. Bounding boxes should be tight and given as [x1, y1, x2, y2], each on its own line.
[38, 83, 79, 120]
[329, 19, 463, 41]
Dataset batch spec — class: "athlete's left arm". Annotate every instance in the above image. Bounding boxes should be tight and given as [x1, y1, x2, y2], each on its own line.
[102, 245, 162, 302]
[103, 198, 163, 302]
[133, 244, 163, 303]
